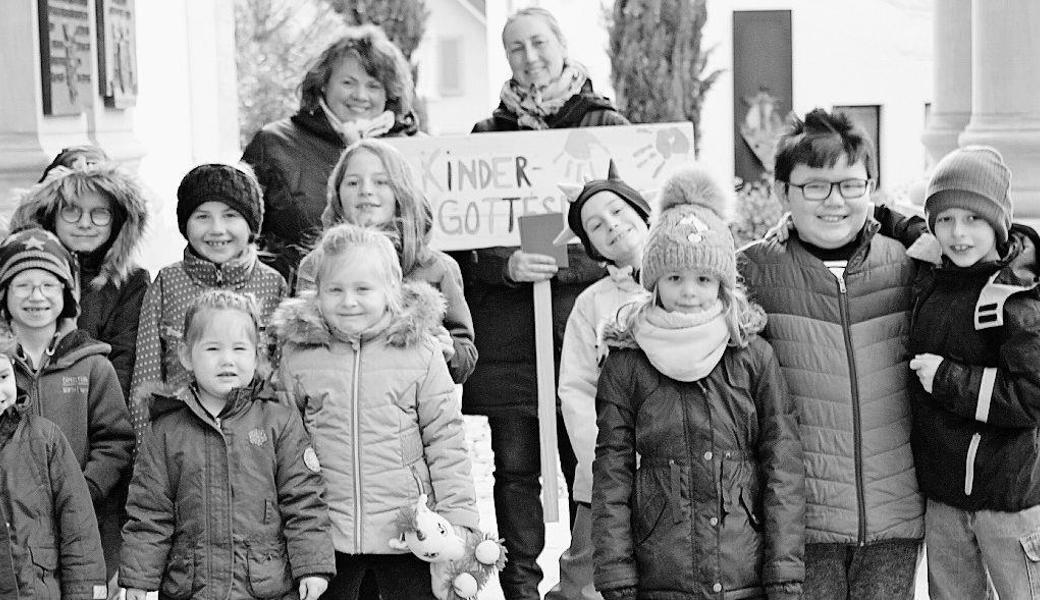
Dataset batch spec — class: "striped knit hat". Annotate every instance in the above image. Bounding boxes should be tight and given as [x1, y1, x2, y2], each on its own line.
[926, 146, 1013, 244]
[0, 228, 79, 319]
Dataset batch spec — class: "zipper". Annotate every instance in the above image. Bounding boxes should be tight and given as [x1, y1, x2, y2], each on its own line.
[837, 276, 868, 545]
[351, 339, 363, 553]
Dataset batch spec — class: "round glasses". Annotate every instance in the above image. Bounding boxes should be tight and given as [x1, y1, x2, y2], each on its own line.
[59, 203, 113, 226]
[785, 178, 874, 201]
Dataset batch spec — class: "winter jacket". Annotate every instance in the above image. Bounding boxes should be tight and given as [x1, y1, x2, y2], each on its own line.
[0, 400, 106, 600]
[909, 227, 1040, 512]
[592, 307, 804, 600]
[739, 221, 925, 545]
[10, 163, 152, 402]
[559, 266, 648, 504]
[129, 246, 287, 447]
[241, 108, 419, 285]
[119, 380, 335, 599]
[296, 248, 478, 384]
[270, 281, 480, 554]
[9, 325, 133, 510]
[456, 80, 628, 418]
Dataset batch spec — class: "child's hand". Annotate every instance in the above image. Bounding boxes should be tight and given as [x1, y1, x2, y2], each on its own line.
[125, 589, 148, 600]
[299, 576, 328, 600]
[507, 250, 558, 283]
[764, 212, 793, 243]
[434, 326, 456, 362]
[909, 353, 943, 393]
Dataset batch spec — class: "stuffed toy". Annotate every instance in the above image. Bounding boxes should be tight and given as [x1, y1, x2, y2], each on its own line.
[389, 492, 507, 599]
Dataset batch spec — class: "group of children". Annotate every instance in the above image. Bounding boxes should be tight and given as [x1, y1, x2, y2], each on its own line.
[1, 105, 1038, 600]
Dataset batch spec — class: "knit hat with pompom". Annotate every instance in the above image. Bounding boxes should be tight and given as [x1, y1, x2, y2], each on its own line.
[641, 166, 736, 292]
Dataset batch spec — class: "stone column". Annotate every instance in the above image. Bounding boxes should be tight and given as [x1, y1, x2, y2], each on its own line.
[959, 0, 1040, 222]
[920, 0, 971, 167]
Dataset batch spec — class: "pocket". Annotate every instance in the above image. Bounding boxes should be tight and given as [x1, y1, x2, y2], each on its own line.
[160, 544, 195, 600]
[246, 542, 293, 599]
[30, 544, 60, 598]
[1019, 529, 1040, 599]
[633, 470, 668, 547]
[401, 425, 424, 465]
[739, 487, 764, 533]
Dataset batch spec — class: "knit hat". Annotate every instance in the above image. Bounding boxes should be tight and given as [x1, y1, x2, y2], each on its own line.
[925, 145, 1013, 244]
[556, 160, 652, 262]
[176, 163, 264, 238]
[0, 228, 79, 319]
[38, 144, 110, 183]
[641, 166, 736, 292]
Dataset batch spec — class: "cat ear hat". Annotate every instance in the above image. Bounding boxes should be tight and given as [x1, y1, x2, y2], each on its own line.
[552, 159, 654, 262]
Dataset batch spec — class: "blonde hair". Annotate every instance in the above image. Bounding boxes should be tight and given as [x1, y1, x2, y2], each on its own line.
[180, 289, 268, 376]
[322, 139, 432, 275]
[312, 223, 404, 317]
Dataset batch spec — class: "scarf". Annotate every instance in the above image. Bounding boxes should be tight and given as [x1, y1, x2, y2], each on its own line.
[320, 98, 396, 144]
[499, 61, 589, 130]
[632, 300, 730, 382]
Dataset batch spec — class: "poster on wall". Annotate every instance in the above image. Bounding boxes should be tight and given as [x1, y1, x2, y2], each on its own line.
[38, 0, 95, 116]
[96, 0, 138, 108]
[384, 122, 695, 251]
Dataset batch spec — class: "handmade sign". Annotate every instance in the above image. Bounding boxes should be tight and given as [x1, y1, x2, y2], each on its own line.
[384, 122, 695, 250]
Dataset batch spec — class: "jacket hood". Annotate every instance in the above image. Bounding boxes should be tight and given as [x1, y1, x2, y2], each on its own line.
[0, 320, 110, 370]
[270, 280, 446, 349]
[601, 296, 767, 351]
[10, 163, 150, 290]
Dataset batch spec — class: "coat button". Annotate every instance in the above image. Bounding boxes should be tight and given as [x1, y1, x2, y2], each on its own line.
[709, 517, 718, 526]
[713, 582, 722, 592]
[703, 451, 713, 461]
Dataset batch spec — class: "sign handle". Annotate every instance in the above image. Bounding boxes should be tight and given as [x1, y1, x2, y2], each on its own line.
[533, 279, 560, 523]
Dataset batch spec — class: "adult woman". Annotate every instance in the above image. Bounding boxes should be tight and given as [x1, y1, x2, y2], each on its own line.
[242, 25, 419, 287]
[454, 7, 629, 600]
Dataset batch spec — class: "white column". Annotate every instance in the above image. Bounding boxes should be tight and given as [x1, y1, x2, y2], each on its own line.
[921, 0, 971, 167]
[959, 0, 1040, 222]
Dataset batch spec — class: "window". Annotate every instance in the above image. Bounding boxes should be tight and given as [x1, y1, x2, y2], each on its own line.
[438, 37, 463, 97]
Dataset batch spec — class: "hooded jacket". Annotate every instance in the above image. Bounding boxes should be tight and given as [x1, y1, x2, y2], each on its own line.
[10, 163, 152, 400]
[270, 281, 480, 554]
[909, 226, 1040, 512]
[129, 247, 287, 447]
[241, 108, 419, 285]
[0, 399, 107, 600]
[119, 380, 335, 599]
[591, 302, 805, 600]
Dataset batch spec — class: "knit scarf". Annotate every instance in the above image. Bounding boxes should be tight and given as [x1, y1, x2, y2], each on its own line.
[499, 61, 589, 130]
[632, 300, 729, 382]
[320, 99, 396, 144]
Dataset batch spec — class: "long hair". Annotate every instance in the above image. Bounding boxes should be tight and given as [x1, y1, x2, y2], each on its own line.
[311, 223, 404, 319]
[323, 139, 432, 275]
[719, 280, 764, 349]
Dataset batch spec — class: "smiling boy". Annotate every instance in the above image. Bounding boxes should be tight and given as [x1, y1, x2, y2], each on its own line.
[738, 108, 923, 599]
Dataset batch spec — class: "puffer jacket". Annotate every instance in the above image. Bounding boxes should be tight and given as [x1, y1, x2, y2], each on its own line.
[739, 221, 924, 545]
[559, 266, 648, 504]
[10, 162, 152, 401]
[909, 227, 1040, 512]
[296, 248, 478, 384]
[592, 306, 804, 599]
[241, 108, 419, 284]
[270, 281, 480, 554]
[0, 400, 106, 600]
[119, 380, 335, 599]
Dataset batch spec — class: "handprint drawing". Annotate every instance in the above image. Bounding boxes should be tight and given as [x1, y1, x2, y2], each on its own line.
[554, 129, 611, 180]
[634, 127, 692, 177]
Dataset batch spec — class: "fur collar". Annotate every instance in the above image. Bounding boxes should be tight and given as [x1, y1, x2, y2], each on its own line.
[270, 280, 447, 349]
[10, 164, 149, 290]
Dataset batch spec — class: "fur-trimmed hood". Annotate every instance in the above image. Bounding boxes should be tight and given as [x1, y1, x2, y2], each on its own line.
[11, 164, 150, 290]
[270, 280, 447, 349]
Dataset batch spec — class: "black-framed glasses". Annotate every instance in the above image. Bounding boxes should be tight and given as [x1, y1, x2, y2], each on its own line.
[59, 203, 112, 226]
[785, 178, 874, 201]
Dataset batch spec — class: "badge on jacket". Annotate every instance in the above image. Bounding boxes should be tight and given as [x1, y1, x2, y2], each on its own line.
[93, 585, 107, 599]
[304, 447, 321, 473]
[249, 428, 268, 447]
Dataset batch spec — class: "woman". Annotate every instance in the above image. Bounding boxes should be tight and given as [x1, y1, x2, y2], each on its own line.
[454, 7, 629, 600]
[241, 25, 419, 287]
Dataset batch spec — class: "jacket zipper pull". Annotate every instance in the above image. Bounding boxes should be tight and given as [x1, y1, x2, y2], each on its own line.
[215, 416, 222, 430]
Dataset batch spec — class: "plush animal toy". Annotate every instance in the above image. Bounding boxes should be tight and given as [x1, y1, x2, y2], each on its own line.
[389, 493, 507, 599]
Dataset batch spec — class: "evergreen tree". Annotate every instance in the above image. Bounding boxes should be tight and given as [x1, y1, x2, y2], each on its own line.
[323, 0, 429, 60]
[608, 0, 722, 156]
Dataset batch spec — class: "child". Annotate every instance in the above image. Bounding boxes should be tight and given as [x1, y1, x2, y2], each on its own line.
[12, 161, 151, 401]
[549, 160, 651, 600]
[0, 228, 133, 584]
[119, 290, 334, 600]
[0, 333, 108, 600]
[130, 163, 287, 446]
[739, 108, 924, 599]
[294, 138, 477, 384]
[271, 223, 480, 600]
[907, 146, 1040, 600]
[592, 167, 804, 600]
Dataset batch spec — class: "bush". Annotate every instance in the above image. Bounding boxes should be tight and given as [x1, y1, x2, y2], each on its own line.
[730, 173, 783, 248]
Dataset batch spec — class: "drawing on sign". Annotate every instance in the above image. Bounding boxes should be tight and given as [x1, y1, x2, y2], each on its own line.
[553, 130, 611, 180]
[634, 126, 692, 177]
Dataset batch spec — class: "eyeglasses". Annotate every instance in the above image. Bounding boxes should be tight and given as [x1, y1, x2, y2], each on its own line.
[59, 203, 112, 226]
[10, 281, 63, 298]
[785, 178, 874, 201]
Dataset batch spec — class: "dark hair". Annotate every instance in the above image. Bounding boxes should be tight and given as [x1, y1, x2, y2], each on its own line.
[774, 108, 877, 183]
[298, 25, 414, 118]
